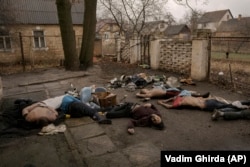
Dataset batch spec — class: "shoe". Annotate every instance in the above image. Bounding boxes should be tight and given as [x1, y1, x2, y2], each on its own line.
[98, 119, 112, 124]
[142, 97, 150, 102]
[201, 92, 210, 98]
[211, 109, 221, 121]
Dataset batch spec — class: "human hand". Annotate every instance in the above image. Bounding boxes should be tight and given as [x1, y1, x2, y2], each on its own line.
[127, 128, 135, 135]
[143, 103, 151, 107]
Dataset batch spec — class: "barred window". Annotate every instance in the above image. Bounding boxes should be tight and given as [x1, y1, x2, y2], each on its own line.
[33, 30, 45, 48]
[0, 31, 11, 50]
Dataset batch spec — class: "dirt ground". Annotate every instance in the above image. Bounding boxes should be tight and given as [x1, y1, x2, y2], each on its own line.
[91, 57, 250, 151]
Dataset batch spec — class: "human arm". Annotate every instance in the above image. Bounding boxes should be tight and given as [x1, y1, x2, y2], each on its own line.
[22, 102, 41, 116]
[157, 100, 174, 109]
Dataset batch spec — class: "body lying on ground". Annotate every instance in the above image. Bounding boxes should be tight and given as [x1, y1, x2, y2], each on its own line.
[105, 102, 165, 135]
[21, 85, 112, 127]
[211, 101, 250, 121]
[136, 87, 209, 99]
[157, 96, 249, 112]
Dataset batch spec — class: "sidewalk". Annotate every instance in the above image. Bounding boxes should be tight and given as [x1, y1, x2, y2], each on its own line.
[0, 67, 160, 167]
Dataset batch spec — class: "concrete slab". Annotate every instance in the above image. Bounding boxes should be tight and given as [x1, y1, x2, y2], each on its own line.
[78, 135, 117, 158]
[84, 152, 132, 167]
[3, 87, 27, 96]
[2, 90, 47, 101]
[0, 134, 78, 167]
[122, 142, 161, 167]
[69, 123, 105, 141]
[66, 117, 95, 128]
[26, 84, 45, 93]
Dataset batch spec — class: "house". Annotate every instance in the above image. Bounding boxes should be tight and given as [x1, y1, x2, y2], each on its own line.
[197, 9, 233, 32]
[95, 19, 121, 56]
[216, 15, 250, 37]
[0, 0, 84, 66]
[164, 24, 191, 41]
[214, 15, 250, 54]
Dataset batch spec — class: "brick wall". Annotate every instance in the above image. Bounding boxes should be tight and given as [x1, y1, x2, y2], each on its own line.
[0, 25, 83, 65]
[159, 41, 192, 75]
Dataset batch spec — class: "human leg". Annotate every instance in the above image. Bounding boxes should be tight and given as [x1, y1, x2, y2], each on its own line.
[79, 85, 95, 103]
[68, 102, 111, 124]
[204, 99, 235, 111]
[223, 109, 250, 120]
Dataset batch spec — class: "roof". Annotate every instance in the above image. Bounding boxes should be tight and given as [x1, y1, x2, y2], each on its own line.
[1, 0, 84, 25]
[217, 17, 250, 32]
[96, 19, 117, 32]
[165, 24, 190, 35]
[198, 9, 232, 23]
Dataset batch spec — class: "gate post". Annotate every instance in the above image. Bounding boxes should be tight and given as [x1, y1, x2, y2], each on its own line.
[191, 30, 211, 81]
[130, 34, 140, 64]
[149, 38, 161, 69]
[191, 39, 209, 81]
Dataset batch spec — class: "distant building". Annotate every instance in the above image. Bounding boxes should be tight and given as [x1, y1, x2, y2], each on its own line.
[0, 0, 84, 65]
[164, 24, 191, 41]
[197, 9, 233, 32]
[141, 20, 169, 37]
[95, 19, 121, 56]
[216, 15, 250, 37]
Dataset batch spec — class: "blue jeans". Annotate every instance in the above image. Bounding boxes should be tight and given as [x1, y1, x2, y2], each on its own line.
[80, 87, 100, 109]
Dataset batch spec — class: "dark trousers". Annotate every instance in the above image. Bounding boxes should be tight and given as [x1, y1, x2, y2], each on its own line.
[223, 109, 250, 120]
[106, 102, 134, 118]
[68, 102, 101, 121]
[204, 99, 235, 111]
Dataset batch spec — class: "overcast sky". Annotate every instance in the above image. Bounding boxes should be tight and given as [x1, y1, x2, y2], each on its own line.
[167, 0, 250, 21]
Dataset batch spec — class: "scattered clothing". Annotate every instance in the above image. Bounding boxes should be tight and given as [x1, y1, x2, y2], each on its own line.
[38, 124, 66, 136]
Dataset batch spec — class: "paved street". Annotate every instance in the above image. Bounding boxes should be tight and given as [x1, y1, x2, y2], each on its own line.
[0, 63, 249, 167]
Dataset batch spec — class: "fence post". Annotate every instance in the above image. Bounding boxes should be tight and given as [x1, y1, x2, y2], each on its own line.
[19, 32, 26, 72]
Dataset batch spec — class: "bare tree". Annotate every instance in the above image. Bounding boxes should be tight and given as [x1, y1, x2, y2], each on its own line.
[98, 0, 170, 37]
[79, 0, 97, 70]
[180, 9, 204, 33]
[56, 0, 79, 70]
[173, 0, 208, 12]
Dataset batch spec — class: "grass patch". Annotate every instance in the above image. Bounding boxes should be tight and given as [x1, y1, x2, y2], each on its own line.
[211, 52, 250, 62]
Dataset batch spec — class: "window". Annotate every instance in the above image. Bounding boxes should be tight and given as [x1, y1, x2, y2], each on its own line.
[33, 30, 45, 48]
[104, 32, 109, 39]
[0, 31, 11, 50]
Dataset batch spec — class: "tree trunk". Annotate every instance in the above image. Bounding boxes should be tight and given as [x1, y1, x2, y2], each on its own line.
[56, 0, 79, 70]
[79, 0, 97, 70]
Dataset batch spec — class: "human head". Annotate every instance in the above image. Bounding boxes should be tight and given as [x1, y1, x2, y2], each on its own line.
[36, 117, 49, 127]
[151, 114, 165, 130]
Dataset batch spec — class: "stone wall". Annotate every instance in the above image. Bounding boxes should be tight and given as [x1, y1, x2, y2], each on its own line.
[159, 41, 192, 75]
